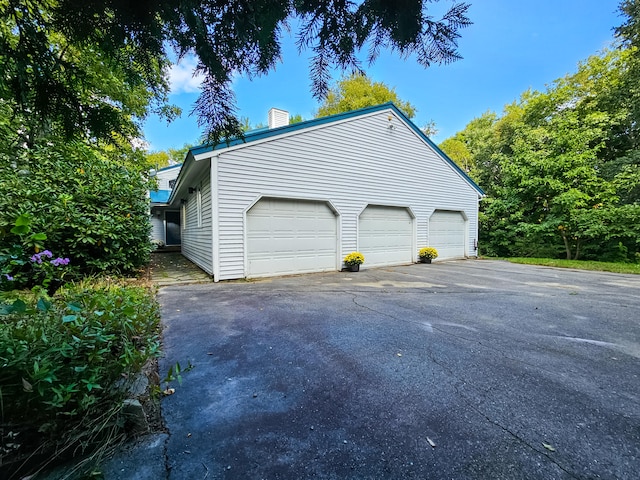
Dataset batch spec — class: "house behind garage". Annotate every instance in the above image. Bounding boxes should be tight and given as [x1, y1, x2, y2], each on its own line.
[150, 163, 182, 247]
[165, 102, 484, 281]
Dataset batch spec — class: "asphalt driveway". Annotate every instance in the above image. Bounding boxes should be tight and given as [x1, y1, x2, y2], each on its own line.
[157, 260, 640, 479]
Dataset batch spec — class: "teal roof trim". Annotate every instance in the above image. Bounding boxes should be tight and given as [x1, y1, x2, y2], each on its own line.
[390, 106, 485, 196]
[189, 102, 484, 195]
[190, 103, 396, 156]
[155, 163, 182, 173]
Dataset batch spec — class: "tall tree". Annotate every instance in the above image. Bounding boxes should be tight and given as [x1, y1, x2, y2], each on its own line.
[442, 45, 640, 261]
[290, 114, 306, 125]
[317, 73, 417, 118]
[0, 0, 172, 146]
[146, 144, 193, 169]
[439, 136, 473, 172]
[612, 0, 640, 203]
[2, 0, 471, 145]
[0, 1, 169, 273]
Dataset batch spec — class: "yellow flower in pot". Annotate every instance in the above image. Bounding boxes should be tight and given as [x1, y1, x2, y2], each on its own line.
[418, 247, 438, 264]
[343, 252, 365, 272]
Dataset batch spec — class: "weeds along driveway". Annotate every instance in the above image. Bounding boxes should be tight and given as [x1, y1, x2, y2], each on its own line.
[157, 260, 640, 480]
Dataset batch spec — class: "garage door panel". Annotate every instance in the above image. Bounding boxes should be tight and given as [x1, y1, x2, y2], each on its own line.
[429, 211, 466, 259]
[359, 206, 413, 267]
[247, 198, 337, 277]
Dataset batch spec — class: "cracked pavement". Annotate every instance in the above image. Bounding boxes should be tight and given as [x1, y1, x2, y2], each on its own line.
[142, 260, 638, 479]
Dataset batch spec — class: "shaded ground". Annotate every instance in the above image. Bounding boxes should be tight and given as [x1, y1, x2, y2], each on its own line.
[148, 252, 211, 286]
[151, 260, 640, 479]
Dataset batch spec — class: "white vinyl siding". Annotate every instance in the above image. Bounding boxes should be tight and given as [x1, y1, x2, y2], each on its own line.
[150, 213, 165, 243]
[211, 110, 478, 280]
[429, 210, 467, 259]
[246, 198, 337, 277]
[358, 206, 413, 267]
[154, 164, 181, 190]
[197, 187, 203, 227]
[181, 168, 213, 275]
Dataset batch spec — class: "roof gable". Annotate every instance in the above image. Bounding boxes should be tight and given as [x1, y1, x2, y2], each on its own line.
[189, 103, 483, 196]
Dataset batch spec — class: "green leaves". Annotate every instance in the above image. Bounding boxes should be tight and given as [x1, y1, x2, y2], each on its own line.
[2, 0, 472, 145]
[37, 297, 51, 312]
[0, 138, 153, 275]
[0, 298, 27, 315]
[317, 73, 417, 119]
[10, 213, 33, 235]
[0, 0, 170, 144]
[441, 43, 640, 261]
[0, 280, 160, 433]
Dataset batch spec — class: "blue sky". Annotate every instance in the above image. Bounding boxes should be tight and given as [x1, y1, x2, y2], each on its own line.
[142, 0, 623, 151]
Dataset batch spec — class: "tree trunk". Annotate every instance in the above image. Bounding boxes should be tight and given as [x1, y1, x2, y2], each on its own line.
[561, 231, 572, 260]
[573, 239, 581, 260]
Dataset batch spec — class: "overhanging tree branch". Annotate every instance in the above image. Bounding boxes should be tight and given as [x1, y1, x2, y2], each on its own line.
[2, 0, 471, 145]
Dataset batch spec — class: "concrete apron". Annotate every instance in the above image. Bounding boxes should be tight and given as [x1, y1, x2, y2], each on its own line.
[148, 251, 212, 287]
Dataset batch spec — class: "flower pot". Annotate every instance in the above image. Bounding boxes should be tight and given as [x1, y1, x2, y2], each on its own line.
[419, 258, 432, 264]
[348, 264, 360, 272]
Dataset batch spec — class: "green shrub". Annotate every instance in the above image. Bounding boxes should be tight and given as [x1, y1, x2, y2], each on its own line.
[1, 214, 77, 294]
[0, 138, 153, 275]
[0, 280, 160, 474]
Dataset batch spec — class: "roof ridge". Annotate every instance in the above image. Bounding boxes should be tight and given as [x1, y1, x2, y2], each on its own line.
[186, 102, 484, 196]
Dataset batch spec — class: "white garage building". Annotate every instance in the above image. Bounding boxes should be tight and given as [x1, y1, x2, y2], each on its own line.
[167, 103, 484, 281]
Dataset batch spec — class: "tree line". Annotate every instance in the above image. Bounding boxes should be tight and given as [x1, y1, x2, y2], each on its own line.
[440, 1, 640, 262]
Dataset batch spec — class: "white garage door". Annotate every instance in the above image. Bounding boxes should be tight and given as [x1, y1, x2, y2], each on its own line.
[246, 198, 337, 277]
[429, 210, 466, 259]
[359, 205, 413, 267]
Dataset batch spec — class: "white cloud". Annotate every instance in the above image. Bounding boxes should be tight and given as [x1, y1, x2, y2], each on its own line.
[167, 55, 204, 94]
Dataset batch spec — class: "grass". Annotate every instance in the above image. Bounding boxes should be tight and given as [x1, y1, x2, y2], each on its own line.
[498, 257, 640, 275]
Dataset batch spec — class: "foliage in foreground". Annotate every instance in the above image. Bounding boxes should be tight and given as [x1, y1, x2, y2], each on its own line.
[1, 0, 471, 145]
[503, 258, 640, 275]
[0, 109, 154, 275]
[0, 280, 160, 477]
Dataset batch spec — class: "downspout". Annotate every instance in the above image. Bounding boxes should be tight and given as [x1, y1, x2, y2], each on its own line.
[476, 193, 484, 257]
[210, 155, 220, 282]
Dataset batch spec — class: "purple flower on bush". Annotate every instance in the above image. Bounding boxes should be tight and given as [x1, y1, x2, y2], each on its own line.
[50, 257, 70, 267]
[2, 274, 13, 281]
[30, 250, 53, 264]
